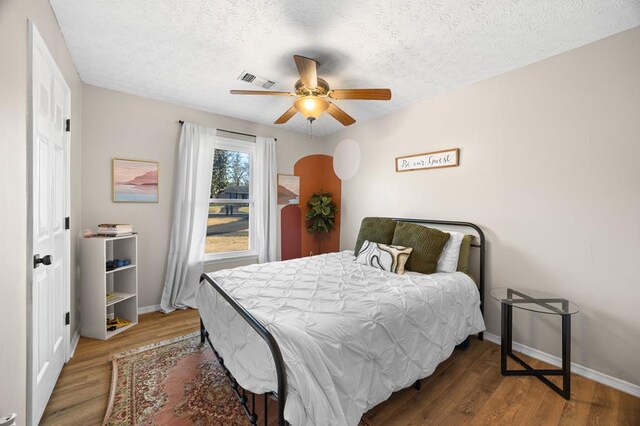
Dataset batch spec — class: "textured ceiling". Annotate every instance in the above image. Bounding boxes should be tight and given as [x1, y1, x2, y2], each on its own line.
[49, 0, 640, 136]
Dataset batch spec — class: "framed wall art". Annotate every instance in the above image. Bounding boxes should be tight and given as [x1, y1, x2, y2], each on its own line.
[112, 158, 159, 203]
[277, 174, 300, 205]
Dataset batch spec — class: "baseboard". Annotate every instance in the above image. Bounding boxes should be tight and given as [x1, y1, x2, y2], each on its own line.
[69, 329, 81, 359]
[138, 304, 161, 314]
[484, 332, 640, 398]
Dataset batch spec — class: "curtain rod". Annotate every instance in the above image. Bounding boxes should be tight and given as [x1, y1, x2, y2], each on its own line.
[178, 120, 277, 141]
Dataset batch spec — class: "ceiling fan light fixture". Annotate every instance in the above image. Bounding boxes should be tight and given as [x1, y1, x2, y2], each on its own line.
[294, 96, 329, 120]
[231, 55, 391, 128]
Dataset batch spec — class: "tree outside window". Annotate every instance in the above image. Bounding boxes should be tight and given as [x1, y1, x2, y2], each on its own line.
[206, 147, 253, 255]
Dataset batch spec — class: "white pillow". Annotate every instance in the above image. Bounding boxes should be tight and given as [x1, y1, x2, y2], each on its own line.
[355, 240, 413, 274]
[436, 231, 465, 273]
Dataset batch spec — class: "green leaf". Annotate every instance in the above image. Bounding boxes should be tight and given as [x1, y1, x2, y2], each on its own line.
[305, 191, 337, 235]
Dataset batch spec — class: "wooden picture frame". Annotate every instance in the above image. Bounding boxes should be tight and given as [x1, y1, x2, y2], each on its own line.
[112, 158, 159, 203]
[395, 148, 459, 172]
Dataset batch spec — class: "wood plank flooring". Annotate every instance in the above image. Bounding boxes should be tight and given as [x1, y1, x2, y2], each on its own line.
[42, 309, 640, 425]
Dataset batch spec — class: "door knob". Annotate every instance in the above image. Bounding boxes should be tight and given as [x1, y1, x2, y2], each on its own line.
[33, 254, 52, 268]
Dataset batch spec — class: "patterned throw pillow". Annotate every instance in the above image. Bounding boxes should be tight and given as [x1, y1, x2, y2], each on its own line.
[355, 240, 413, 274]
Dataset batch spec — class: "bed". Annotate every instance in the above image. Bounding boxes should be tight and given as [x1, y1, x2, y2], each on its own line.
[195, 219, 486, 426]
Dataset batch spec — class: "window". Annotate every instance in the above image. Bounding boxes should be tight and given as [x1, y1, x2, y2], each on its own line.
[205, 137, 256, 260]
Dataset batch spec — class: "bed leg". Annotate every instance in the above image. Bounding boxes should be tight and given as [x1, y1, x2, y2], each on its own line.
[200, 318, 206, 343]
[414, 380, 421, 391]
[456, 336, 470, 350]
[478, 331, 484, 341]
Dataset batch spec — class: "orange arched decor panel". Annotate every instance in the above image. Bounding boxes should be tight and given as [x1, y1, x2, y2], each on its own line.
[294, 154, 341, 256]
[280, 204, 302, 261]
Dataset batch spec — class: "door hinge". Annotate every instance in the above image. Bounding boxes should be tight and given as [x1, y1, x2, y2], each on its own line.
[65, 118, 71, 132]
[65, 312, 70, 325]
[65, 216, 70, 230]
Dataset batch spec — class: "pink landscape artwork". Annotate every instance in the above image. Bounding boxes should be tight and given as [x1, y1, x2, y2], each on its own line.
[113, 159, 159, 202]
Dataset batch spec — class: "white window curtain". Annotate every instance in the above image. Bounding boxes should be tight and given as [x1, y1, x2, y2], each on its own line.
[254, 136, 277, 263]
[161, 122, 216, 313]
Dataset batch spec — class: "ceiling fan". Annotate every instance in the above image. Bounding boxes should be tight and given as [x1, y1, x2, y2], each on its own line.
[230, 55, 392, 127]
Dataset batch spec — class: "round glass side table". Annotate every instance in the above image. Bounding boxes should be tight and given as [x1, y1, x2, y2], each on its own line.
[490, 287, 579, 400]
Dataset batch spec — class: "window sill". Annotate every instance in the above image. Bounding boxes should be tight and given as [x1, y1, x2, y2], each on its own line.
[204, 252, 259, 265]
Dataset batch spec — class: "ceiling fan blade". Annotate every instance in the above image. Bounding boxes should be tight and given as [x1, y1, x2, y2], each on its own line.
[327, 103, 356, 126]
[293, 55, 318, 89]
[230, 90, 292, 96]
[274, 106, 298, 124]
[328, 89, 392, 100]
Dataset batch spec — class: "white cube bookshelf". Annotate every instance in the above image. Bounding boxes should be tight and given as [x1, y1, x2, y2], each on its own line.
[80, 234, 138, 339]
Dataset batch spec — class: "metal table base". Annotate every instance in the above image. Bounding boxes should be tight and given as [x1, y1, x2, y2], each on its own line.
[499, 289, 572, 400]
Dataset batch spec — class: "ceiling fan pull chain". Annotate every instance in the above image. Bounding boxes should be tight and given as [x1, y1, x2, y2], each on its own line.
[307, 118, 314, 139]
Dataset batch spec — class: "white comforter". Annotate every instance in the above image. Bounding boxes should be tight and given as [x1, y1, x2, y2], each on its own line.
[195, 251, 485, 426]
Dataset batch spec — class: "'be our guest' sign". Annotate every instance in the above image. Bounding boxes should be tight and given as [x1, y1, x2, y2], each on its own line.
[395, 148, 459, 172]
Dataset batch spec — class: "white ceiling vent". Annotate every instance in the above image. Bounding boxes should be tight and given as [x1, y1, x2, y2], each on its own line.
[238, 71, 275, 89]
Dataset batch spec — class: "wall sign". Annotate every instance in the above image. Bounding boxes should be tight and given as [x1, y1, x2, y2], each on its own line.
[395, 148, 459, 172]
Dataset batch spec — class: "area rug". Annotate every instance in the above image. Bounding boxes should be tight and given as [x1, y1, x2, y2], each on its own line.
[104, 332, 374, 425]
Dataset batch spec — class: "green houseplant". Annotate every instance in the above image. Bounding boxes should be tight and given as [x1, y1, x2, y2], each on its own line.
[306, 191, 338, 254]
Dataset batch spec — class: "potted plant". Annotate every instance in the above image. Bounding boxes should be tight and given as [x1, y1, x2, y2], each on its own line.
[306, 190, 338, 254]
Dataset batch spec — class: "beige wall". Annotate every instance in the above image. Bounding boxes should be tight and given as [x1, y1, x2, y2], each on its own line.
[0, 0, 83, 421]
[322, 27, 640, 386]
[81, 85, 322, 308]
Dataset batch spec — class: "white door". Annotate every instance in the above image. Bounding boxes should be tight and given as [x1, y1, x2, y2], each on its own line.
[29, 22, 71, 426]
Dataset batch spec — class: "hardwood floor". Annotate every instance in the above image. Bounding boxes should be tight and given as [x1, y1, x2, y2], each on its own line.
[41, 309, 201, 425]
[42, 309, 639, 425]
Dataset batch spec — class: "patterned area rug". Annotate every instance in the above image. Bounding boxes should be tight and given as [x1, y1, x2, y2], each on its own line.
[104, 332, 374, 425]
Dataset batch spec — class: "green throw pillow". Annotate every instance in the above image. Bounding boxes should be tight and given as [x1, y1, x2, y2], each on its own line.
[354, 217, 398, 255]
[391, 222, 450, 274]
[457, 234, 475, 274]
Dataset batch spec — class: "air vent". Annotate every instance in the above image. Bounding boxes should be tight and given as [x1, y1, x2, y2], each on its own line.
[237, 71, 275, 89]
[239, 72, 256, 83]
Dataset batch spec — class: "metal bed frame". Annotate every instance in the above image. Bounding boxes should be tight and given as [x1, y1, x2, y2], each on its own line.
[199, 218, 485, 426]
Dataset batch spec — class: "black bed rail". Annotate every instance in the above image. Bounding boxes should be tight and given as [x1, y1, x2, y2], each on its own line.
[199, 273, 288, 426]
[391, 218, 485, 340]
